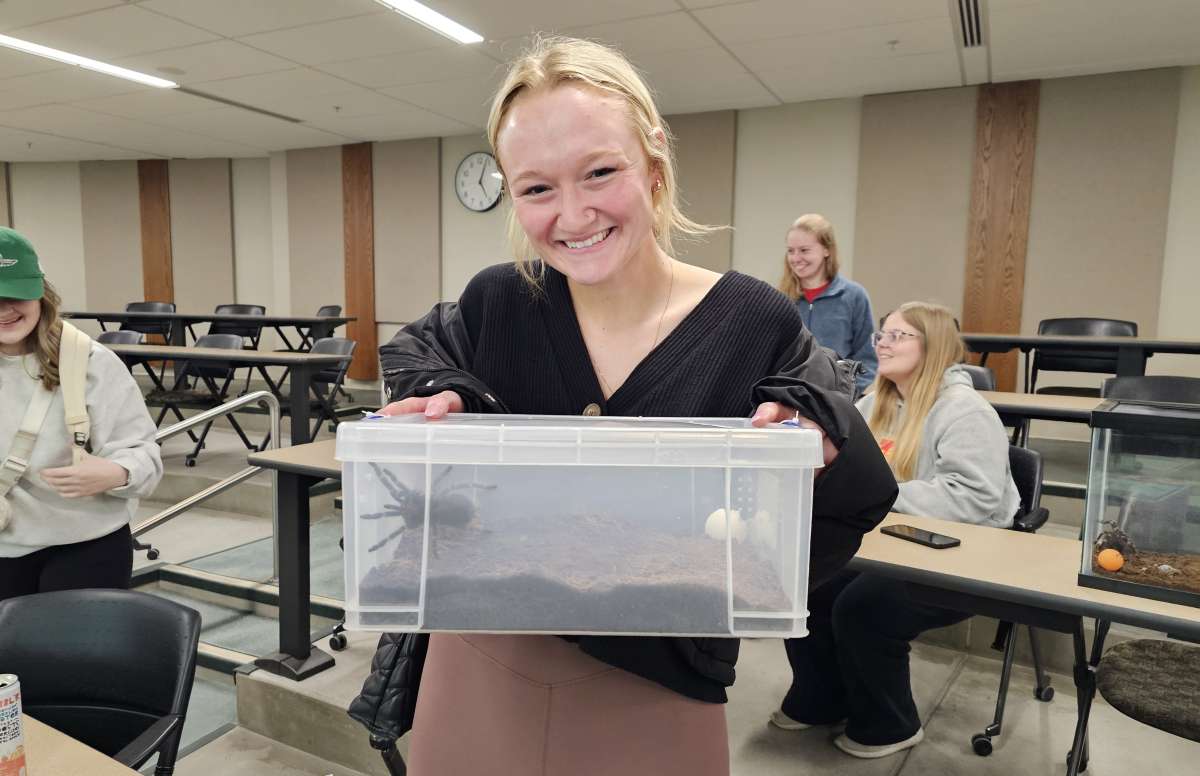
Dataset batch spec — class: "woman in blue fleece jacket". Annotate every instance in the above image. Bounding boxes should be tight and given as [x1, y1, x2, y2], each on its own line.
[777, 214, 877, 395]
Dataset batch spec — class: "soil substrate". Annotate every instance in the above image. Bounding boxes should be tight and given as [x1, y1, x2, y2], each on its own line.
[1093, 550, 1200, 597]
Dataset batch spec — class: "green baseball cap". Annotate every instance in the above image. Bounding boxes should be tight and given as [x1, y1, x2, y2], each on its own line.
[0, 227, 45, 301]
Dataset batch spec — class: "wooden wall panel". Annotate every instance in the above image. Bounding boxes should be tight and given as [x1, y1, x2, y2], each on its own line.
[138, 159, 174, 305]
[962, 82, 1039, 391]
[0, 163, 11, 227]
[343, 142, 377, 380]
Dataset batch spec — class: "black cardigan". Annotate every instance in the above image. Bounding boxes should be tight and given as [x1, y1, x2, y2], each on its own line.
[374, 262, 897, 704]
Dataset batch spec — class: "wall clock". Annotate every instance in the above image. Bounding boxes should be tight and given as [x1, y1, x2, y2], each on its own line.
[455, 151, 502, 212]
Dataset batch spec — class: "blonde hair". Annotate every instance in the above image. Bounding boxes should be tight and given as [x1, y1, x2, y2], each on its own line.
[487, 36, 714, 285]
[29, 280, 63, 392]
[866, 302, 965, 480]
[778, 214, 839, 301]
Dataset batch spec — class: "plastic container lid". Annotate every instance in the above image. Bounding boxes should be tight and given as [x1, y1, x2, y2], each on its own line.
[336, 413, 824, 468]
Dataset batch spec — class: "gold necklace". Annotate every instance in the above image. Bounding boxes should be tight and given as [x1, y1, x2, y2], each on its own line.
[21, 354, 40, 382]
[596, 262, 675, 398]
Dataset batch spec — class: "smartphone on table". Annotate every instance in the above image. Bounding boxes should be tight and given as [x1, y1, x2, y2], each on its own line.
[881, 523, 961, 549]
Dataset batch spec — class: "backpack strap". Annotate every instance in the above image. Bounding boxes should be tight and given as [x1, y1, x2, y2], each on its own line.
[0, 385, 55, 501]
[58, 320, 92, 465]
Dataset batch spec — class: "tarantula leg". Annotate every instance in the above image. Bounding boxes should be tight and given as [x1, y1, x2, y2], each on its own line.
[360, 507, 406, 521]
[368, 525, 407, 552]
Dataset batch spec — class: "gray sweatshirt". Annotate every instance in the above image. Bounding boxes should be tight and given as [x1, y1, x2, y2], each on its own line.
[856, 365, 1019, 528]
[0, 342, 163, 557]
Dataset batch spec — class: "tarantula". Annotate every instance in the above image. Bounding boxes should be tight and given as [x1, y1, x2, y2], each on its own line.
[1095, 519, 1136, 557]
[361, 463, 493, 554]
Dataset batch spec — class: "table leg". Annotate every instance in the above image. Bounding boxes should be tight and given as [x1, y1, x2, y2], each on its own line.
[1115, 346, 1147, 377]
[274, 325, 299, 352]
[169, 319, 187, 346]
[254, 470, 335, 681]
[290, 364, 314, 445]
[1065, 618, 1111, 776]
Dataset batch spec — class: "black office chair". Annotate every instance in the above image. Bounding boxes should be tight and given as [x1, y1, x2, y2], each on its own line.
[960, 364, 996, 391]
[307, 337, 357, 439]
[316, 304, 342, 318]
[120, 301, 175, 341]
[0, 589, 200, 776]
[154, 333, 259, 466]
[1028, 317, 1139, 396]
[97, 329, 145, 348]
[1096, 639, 1200, 744]
[204, 303, 266, 348]
[971, 445, 1054, 757]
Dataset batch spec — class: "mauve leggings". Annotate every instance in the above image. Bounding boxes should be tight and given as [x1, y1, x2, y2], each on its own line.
[0, 524, 132, 602]
[407, 633, 730, 776]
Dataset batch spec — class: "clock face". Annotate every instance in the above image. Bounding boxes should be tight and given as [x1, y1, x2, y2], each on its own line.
[455, 151, 502, 212]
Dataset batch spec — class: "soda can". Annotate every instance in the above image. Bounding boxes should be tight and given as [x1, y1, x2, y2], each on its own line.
[0, 674, 25, 776]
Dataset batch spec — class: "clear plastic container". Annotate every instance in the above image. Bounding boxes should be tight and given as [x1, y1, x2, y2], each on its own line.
[337, 414, 822, 637]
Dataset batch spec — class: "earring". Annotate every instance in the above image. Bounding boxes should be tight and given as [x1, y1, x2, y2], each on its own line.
[653, 179, 663, 192]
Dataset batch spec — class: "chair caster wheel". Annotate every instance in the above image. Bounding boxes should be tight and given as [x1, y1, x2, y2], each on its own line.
[329, 633, 348, 651]
[1035, 686, 1054, 702]
[147, 549, 160, 560]
[185, 458, 197, 467]
[971, 734, 993, 756]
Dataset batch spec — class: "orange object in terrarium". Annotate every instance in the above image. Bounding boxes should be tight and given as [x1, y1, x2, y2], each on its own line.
[1096, 548, 1125, 572]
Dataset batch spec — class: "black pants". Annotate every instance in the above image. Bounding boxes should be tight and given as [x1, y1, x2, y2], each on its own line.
[0, 524, 133, 602]
[781, 569, 971, 745]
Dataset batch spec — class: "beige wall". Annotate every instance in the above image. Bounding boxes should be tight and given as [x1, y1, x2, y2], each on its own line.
[854, 87, 977, 319]
[0, 163, 10, 227]
[79, 161, 142, 313]
[170, 158, 236, 313]
[8, 162, 87, 311]
[668, 110, 736, 272]
[374, 138, 441, 323]
[286, 146, 344, 315]
[231, 157, 275, 307]
[440, 133, 507, 301]
[731, 98, 862, 286]
[1155, 65, 1200, 379]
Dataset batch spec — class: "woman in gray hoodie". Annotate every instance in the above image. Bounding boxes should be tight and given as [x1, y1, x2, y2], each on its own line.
[773, 301, 1019, 759]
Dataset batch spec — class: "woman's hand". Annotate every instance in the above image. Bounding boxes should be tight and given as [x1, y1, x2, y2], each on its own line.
[751, 401, 839, 467]
[379, 390, 464, 420]
[40, 453, 129, 498]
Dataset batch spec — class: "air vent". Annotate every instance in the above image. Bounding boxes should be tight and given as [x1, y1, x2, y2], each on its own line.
[957, 0, 984, 48]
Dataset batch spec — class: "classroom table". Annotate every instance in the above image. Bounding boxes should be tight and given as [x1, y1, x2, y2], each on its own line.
[849, 513, 1200, 775]
[108, 344, 351, 445]
[962, 332, 1200, 380]
[980, 390, 1104, 424]
[21, 714, 140, 775]
[247, 439, 340, 681]
[63, 310, 354, 350]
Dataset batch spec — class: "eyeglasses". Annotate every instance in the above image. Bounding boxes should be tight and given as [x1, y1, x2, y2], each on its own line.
[872, 329, 923, 347]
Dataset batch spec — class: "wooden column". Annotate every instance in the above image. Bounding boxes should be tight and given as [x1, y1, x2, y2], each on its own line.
[962, 81, 1039, 391]
[343, 142, 378, 381]
[137, 159, 174, 305]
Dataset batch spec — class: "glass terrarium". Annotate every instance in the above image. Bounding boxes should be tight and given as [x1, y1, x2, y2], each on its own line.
[1080, 400, 1200, 607]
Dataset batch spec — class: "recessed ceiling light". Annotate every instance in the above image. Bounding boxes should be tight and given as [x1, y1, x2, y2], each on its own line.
[0, 33, 177, 88]
[374, 0, 484, 45]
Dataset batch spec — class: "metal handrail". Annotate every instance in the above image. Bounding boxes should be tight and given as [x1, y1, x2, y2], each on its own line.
[134, 390, 281, 575]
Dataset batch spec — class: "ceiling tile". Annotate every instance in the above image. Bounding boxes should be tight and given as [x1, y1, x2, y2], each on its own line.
[305, 108, 473, 141]
[9, 5, 219, 60]
[145, 107, 354, 150]
[990, 0, 1200, 81]
[237, 13, 450, 66]
[730, 18, 956, 72]
[0, 104, 245, 157]
[0, 125, 145, 161]
[380, 74, 503, 127]
[0, 67, 142, 110]
[70, 89, 219, 120]
[188, 67, 365, 118]
[756, 50, 962, 103]
[0, 0, 120, 32]
[426, 0, 680, 41]
[636, 47, 779, 113]
[695, 0, 948, 45]
[138, 0, 380, 38]
[318, 47, 503, 88]
[562, 12, 718, 59]
[0, 47, 65, 80]
[115, 40, 297, 85]
[256, 87, 414, 124]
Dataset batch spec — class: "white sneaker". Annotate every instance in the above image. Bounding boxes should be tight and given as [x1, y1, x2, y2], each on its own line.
[768, 709, 846, 731]
[834, 728, 925, 759]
